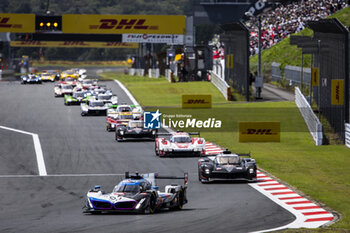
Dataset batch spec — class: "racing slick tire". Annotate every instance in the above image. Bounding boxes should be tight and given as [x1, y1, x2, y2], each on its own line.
[170, 189, 184, 211]
[81, 112, 87, 116]
[106, 124, 111, 132]
[155, 147, 159, 156]
[145, 192, 157, 214]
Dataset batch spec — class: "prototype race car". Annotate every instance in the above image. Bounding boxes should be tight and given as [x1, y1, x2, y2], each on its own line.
[106, 112, 134, 131]
[155, 132, 206, 157]
[40, 72, 56, 82]
[115, 120, 157, 141]
[198, 149, 257, 183]
[97, 93, 118, 105]
[54, 84, 73, 97]
[81, 99, 108, 116]
[64, 91, 86, 105]
[21, 74, 42, 84]
[83, 172, 188, 214]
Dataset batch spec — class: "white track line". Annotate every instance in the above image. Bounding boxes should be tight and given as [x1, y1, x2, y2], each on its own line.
[0, 173, 125, 178]
[0, 126, 47, 176]
[114, 80, 139, 106]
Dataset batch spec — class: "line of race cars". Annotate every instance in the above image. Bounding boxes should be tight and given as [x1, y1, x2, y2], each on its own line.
[27, 70, 258, 214]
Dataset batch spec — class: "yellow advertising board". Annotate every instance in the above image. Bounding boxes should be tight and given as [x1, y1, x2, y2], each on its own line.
[10, 41, 138, 48]
[182, 95, 212, 108]
[62, 14, 186, 34]
[239, 122, 280, 142]
[331, 79, 344, 105]
[0, 13, 35, 33]
[230, 54, 234, 69]
[312, 67, 319, 86]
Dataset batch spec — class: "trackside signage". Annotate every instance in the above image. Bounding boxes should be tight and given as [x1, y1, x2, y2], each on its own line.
[331, 79, 344, 105]
[122, 34, 184, 45]
[239, 122, 280, 142]
[0, 13, 35, 33]
[62, 14, 186, 34]
[10, 41, 138, 48]
[182, 95, 212, 109]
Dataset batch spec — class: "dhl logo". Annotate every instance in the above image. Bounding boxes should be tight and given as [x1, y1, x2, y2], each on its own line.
[0, 17, 22, 28]
[184, 99, 210, 104]
[16, 41, 46, 45]
[242, 129, 278, 135]
[59, 41, 89, 46]
[89, 19, 158, 30]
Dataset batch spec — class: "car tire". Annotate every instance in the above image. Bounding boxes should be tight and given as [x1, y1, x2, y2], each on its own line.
[155, 146, 159, 156]
[145, 192, 157, 214]
[171, 189, 184, 211]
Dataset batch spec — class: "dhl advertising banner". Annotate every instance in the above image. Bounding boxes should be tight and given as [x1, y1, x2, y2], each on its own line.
[331, 79, 344, 105]
[62, 14, 186, 35]
[10, 41, 138, 48]
[312, 67, 319, 86]
[239, 122, 280, 142]
[182, 95, 212, 109]
[0, 13, 35, 33]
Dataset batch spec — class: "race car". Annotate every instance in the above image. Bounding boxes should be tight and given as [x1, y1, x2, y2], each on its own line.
[115, 120, 157, 141]
[97, 93, 118, 105]
[83, 172, 188, 214]
[40, 71, 56, 82]
[54, 84, 73, 97]
[113, 103, 143, 119]
[155, 132, 206, 157]
[77, 79, 98, 90]
[81, 99, 108, 116]
[61, 69, 79, 80]
[21, 74, 42, 84]
[106, 112, 134, 131]
[198, 149, 257, 183]
[64, 91, 87, 105]
[59, 77, 77, 86]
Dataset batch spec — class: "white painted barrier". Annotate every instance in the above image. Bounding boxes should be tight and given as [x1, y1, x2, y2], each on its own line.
[148, 68, 160, 78]
[345, 123, 350, 148]
[295, 87, 323, 145]
[211, 72, 231, 101]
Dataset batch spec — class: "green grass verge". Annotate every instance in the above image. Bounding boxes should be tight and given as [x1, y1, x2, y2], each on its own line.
[104, 73, 350, 232]
[101, 73, 229, 106]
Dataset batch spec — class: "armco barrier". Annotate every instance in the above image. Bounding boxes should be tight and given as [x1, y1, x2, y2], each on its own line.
[211, 72, 231, 101]
[295, 87, 323, 145]
[346, 123, 350, 148]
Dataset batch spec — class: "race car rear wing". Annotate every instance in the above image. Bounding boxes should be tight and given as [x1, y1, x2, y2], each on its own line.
[125, 172, 188, 187]
[156, 131, 200, 138]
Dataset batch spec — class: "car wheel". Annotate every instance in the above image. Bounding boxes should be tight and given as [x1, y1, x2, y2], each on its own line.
[155, 147, 159, 156]
[81, 112, 87, 116]
[198, 169, 201, 181]
[106, 125, 111, 132]
[145, 193, 156, 214]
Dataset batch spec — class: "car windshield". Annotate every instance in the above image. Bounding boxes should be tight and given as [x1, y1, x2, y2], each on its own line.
[113, 183, 141, 193]
[98, 95, 111, 100]
[119, 114, 133, 120]
[172, 136, 191, 143]
[129, 121, 143, 128]
[62, 85, 73, 90]
[90, 101, 105, 107]
[119, 107, 132, 112]
[73, 92, 84, 98]
[216, 156, 240, 165]
[83, 80, 93, 84]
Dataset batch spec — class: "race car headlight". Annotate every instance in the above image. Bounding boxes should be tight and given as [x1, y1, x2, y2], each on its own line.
[152, 130, 156, 135]
[205, 168, 210, 174]
[135, 198, 146, 209]
[249, 168, 254, 174]
[120, 131, 124, 135]
[68, 99, 72, 102]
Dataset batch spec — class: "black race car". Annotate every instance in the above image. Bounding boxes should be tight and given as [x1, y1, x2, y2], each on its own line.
[115, 120, 157, 141]
[83, 172, 188, 214]
[198, 149, 257, 183]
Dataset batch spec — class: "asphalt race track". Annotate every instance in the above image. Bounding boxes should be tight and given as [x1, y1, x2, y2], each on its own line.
[0, 78, 295, 233]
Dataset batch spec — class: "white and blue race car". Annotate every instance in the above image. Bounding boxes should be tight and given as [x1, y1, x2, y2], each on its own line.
[21, 74, 42, 84]
[83, 172, 188, 214]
